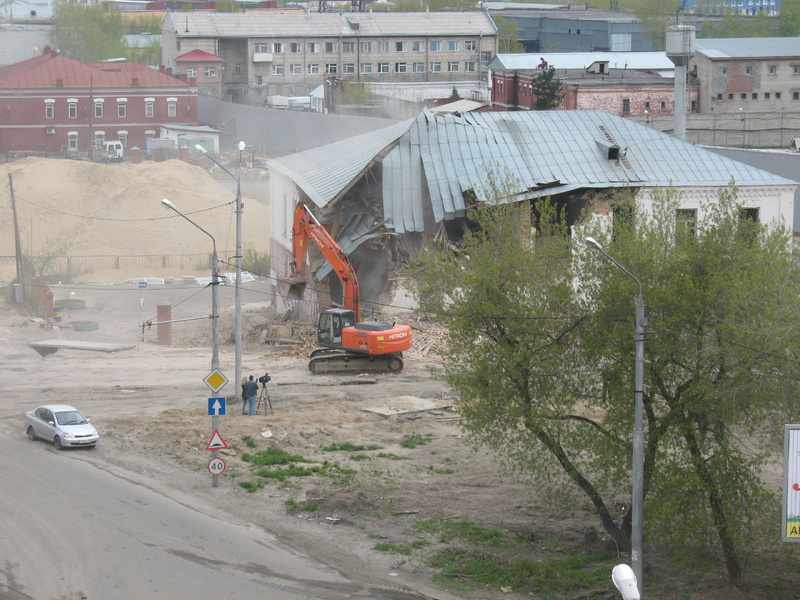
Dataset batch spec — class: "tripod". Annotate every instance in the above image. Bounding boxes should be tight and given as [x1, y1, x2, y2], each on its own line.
[256, 381, 273, 415]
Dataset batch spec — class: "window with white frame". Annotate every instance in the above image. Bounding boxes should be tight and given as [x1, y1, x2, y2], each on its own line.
[447, 61, 459, 72]
[272, 64, 284, 75]
[290, 63, 302, 74]
[379, 42, 389, 52]
[361, 63, 372, 74]
[676, 208, 697, 238]
[413, 62, 425, 73]
[465, 61, 476, 72]
[167, 99, 176, 117]
[307, 64, 320, 74]
[325, 42, 336, 53]
[769, 65, 776, 75]
[204, 67, 216, 77]
[326, 63, 337, 73]
[117, 99, 127, 118]
[396, 41, 407, 52]
[255, 74, 267, 85]
[342, 42, 355, 53]
[273, 42, 283, 53]
[361, 41, 372, 52]
[145, 100, 154, 118]
[395, 63, 407, 73]
[45, 100, 54, 119]
[430, 62, 441, 72]
[465, 40, 475, 51]
[118, 132, 127, 148]
[254, 43, 270, 52]
[447, 40, 459, 51]
[94, 132, 104, 147]
[68, 101, 77, 118]
[378, 63, 389, 73]
[412, 41, 424, 52]
[343, 63, 355, 74]
[290, 42, 301, 53]
[94, 100, 104, 119]
[185, 66, 197, 78]
[68, 132, 78, 149]
[480, 51, 492, 62]
[308, 42, 319, 53]
[430, 41, 441, 51]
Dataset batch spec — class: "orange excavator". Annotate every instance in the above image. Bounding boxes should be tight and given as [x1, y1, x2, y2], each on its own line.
[289, 202, 412, 374]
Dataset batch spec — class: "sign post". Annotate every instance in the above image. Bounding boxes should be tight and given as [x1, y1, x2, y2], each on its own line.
[204, 369, 229, 488]
[783, 425, 800, 541]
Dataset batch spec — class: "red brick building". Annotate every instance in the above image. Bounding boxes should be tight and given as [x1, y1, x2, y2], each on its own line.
[0, 48, 197, 154]
[174, 49, 225, 98]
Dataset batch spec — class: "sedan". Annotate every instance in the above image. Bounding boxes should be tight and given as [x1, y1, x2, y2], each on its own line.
[25, 405, 99, 449]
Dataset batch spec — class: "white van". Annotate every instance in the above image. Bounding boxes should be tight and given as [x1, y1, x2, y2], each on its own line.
[101, 141, 124, 162]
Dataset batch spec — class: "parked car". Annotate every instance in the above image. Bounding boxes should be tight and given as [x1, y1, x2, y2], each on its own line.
[25, 405, 99, 449]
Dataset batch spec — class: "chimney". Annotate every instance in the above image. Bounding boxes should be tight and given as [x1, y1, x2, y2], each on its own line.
[56, 78, 63, 87]
[131, 77, 139, 86]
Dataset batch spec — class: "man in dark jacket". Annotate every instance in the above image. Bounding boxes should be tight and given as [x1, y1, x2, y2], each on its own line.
[243, 375, 259, 416]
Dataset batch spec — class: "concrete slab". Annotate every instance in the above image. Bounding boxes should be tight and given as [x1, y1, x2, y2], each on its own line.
[363, 395, 452, 417]
[29, 340, 136, 354]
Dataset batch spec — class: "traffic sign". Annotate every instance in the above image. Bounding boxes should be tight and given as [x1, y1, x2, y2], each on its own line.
[208, 397, 227, 416]
[207, 457, 226, 476]
[138, 281, 147, 289]
[206, 429, 228, 450]
[139, 297, 145, 310]
[203, 369, 228, 393]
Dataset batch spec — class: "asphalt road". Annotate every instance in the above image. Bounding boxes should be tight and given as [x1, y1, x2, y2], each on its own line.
[0, 432, 370, 600]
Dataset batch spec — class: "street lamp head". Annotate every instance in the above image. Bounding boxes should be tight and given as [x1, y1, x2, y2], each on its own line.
[161, 198, 176, 210]
[584, 236, 603, 252]
[194, 144, 208, 154]
[612, 564, 640, 600]
[238, 141, 246, 152]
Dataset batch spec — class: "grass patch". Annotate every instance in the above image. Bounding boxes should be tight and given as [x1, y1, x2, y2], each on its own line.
[241, 435, 256, 448]
[377, 452, 409, 460]
[429, 549, 613, 598]
[238, 480, 265, 493]
[242, 447, 314, 466]
[322, 442, 381, 452]
[414, 519, 511, 546]
[242, 447, 355, 484]
[400, 433, 434, 449]
[374, 540, 428, 555]
[284, 498, 319, 513]
[350, 454, 373, 461]
[429, 465, 455, 474]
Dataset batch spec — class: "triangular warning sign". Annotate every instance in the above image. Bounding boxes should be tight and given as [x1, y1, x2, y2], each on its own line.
[206, 430, 228, 451]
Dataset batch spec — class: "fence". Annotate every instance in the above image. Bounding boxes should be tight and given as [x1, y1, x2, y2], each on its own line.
[2, 252, 236, 282]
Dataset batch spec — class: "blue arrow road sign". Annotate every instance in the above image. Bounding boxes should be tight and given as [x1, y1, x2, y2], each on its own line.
[138, 281, 147, 289]
[208, 397, 227, 416]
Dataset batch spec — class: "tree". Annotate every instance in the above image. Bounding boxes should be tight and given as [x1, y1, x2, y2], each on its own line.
[51, 2, 127, 62]
[214, 0, 244, 13]
[494, 15, 524, 53]
[779, 0, 800, 35]
[531, 66, 564, 110]
[414, 180, 800, 587]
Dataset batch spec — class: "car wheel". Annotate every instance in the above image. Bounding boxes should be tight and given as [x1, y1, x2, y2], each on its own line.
[27, 427, 36, 441]
[53, 436, 63, 450]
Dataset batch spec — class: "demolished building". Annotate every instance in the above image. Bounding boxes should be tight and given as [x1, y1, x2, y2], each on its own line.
[267, 108, 796, 321]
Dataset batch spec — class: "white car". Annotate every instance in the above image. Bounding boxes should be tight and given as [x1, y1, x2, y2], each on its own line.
[25, 405, 99, 449]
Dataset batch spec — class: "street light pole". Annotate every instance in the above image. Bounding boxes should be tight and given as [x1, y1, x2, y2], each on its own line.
[162, 198, 221, 488]
[196, 143, 245, 398]
[585, 236, 645, 596]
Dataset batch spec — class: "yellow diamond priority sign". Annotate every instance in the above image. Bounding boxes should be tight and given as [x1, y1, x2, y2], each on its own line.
[204, 368, 228, 393]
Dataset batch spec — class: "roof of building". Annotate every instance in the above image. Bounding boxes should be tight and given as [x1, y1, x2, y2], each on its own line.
[269, 109, 795, 234]
[0, 50, 189, 89]
[167, 10, 498, 38]
[175, 49, 225, 63]
[695, 37, 800, 59]
[489, 52, 675, 71]
[486, 4, 640, 22]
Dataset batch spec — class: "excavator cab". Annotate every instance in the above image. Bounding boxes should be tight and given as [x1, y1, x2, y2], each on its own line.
[317, 308, 356, 348]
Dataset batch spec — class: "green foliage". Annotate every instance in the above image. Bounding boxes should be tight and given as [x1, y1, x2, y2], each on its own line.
[339, 82, 373, 105]
[531, 66, 564, 110]
[373, 541, 427, 555]
[778, 0, 800, 35]
[239, 480, 265, 492]
[214, 0, 244, 12]
[284, 498, 319, 513]
[241, 245, 270, 276]
[322, 442, 381, 452]
[699, 10, 777, 38]
[412, 174, 800, 585]
[241, 447, 313, 466]
[450, 87, 460, 99]
[51, 3, 128, 62]
[400, 434, 433, 448]
[29, 239, 70, 281]
[414, 519, 510, 546]
[377, 452, 409, 460]
[494, 15, 524, 53]
[241, 435, 256, 448]
[390, 0, 478, 11]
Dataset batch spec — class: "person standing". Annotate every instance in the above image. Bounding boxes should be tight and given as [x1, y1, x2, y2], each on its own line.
[243, 375, 259, 416]
[240, 377, 248, 415]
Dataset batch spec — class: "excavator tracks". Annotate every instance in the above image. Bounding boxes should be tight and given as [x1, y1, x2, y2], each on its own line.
[308, 348, 404, 374]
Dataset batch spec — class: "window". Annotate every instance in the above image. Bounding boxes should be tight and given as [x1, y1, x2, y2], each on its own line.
[94, 102, 103, 119]
[412, 41, 424, 52]
[776, 92, 782, 99]
[447, 40, 459, 51]
[430, 62, 442, 72]
[741, 93, 747, 99]
[94, 132, 104, 148]
[273, 43, 283, 53]
[117, 101, 127, 118]
[722, 67, 728, 75]
[325, 42, 336, 53]
[396, 41, 407, 52]
[795, 92, 800, 100]
[465, 61, 476, 72]
[234, 64, 242, 74]
[326, 63, 337, 74]
[795, 66, 800, 74]
[644, 101, 650, 111]
[395, 63, 407, 73]
[255, 74, 267, 85]
[447, 61, 459, 72]
[716, 93, 723, 100]
[465, 40, 475, 51]
[752, 92, 758, 99]
[254, 43, 270, 52]
[676, 208, 697, 238]
[480, 51, 492, 62]
[145, 101, 154, 117]
[378, 63, 389, 73]
[661, 101, 666, 111]
[290, 43, 301, 53]
[361, 41, 372, 52]
[168, 100, 176, 117]
[765, 92, 771, 99]
[769, 65, 776, 75]
[118, 132, 127, 148]
[361, 63, 372, 74]
[272, 64, 284, 75]
[185, 66, 197, 78]
[308, 42, 319, 53]
[738, 208, 760, 245]
[342, 42, 354, 53]
[622, 98, 630, 114]
[745, 66, 752, 75]
[379, 42, 389, 52]
[307, 64, 320, 74]
[430, 41, 441, 52]
[68, 132, 78, 149]
[728, 93, 734, 100]
[204, 67, 216, 77]
[342, 63, 355, 74]
[45, 101, 54, 119]
[291, 64, 302, 74]
[413, 62, 425, 73]
[68, 102, 77, 119]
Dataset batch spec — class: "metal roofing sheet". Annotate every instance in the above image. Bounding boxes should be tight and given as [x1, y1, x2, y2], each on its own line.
[695, 37, 800, 59]
[489, 52, 674, 71]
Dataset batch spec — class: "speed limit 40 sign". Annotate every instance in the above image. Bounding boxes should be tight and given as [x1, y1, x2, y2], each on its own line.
[207, 457, 226, 476]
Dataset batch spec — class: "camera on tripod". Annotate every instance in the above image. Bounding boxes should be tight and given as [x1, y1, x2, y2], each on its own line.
[258, 373, 271, 386]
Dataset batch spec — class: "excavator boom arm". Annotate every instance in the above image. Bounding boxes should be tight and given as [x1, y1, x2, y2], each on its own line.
[291, 202, 361, 321]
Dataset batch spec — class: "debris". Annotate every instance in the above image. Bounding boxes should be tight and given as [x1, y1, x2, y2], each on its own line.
[260, 430, 273, 438]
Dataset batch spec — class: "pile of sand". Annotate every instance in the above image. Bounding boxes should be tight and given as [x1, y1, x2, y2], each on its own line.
[0, 157, 270, 282]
